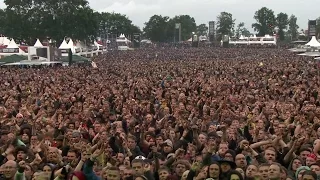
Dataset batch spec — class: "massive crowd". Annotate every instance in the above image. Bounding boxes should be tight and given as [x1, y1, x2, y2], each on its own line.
[0, 46, 319, 180]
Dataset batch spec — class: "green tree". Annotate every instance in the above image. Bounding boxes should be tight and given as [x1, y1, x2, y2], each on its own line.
[0, 9, 7, 35]
[287, 15, 299, 40]
[216, 12, 235, 40]
[252, 7, 276, 36]
[96, 12, 140, 39]
[3, 0, 99, 45]
[143, 15, 169, 42]
[196, 24, 208, 36]
[235, 22, 251, 38]
[276, 12, 288, 41]
[167, 15, 197, 41]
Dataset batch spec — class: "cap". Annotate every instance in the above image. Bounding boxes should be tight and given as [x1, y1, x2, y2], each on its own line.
[167, 153, 175, 159]
[216, 131, 223, 137]
[162, 139, 173, 148]
[135, 155, 146, 160]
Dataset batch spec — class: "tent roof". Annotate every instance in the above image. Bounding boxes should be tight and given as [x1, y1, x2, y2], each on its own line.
[305, 36, 320, 47]
[76, 41, 85, 49]
[59, 39, 69, 49]
[0, 37, 11, 45]
[60, 55, 91, 63]
[298, 52, 320, 57]
[94, 40, 103, 47]
[7, 39, 19, 49]
[239, 35, 245, 40]
[34, 39, 44, 47]
[0, 54, 27, 63]
[67, 39, 75, 48]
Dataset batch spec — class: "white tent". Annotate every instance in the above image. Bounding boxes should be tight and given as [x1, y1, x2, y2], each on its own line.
[0, 37, 11, 46]
[94, 40, 103, 47]
[59, 39, 69, 49]
[67, 39, 77, 53]
[315, 57, 320, 60]
[288, 48, 307, 53]
[305, 36, 320, 47]
[33, 39, 44, 47]
[67, 39, 74, 48]
[76, 41, 85, 49]
[116, 34, 130, 43]
[7, 39, 19, 49]
[141, 39, 152, 44]
[239, 35, 245, 40]
[298, 52, 320, 57]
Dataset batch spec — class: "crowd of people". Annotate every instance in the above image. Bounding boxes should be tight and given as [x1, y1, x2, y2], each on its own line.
[0, 46, 319, 180]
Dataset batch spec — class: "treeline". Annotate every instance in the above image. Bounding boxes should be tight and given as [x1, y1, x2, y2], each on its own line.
[0, 0, 319, 44]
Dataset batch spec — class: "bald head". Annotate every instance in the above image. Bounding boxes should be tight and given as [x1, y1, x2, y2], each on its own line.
[4, 160, 17, 168]
[2, 160, 17, 179]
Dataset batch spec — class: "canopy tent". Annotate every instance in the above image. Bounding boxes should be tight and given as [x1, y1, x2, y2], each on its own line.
[288, 48, 307, 53]
[67, 39, 74, 48]
[60, 55, 91, 63]
[67, 39, 77, 53]
[199, 35, 208, 41]
[0, 37, 11, 46]
[2, 60, 62, 66]
[116, 34, 130, 43]
[76, 41, 86, 51]
[94, 40, 103, 47]
[34, 39, 44, 47]
[141, 39, 152, 44]
[187, 37, 192, 42]
[239, 35, 245, 40]
[7, 39, 19, 49]
[298, 52, 320, 57]
[0, 54, 28, 64]
[305, 36, 320, 47]
[59, 39, 69, 49]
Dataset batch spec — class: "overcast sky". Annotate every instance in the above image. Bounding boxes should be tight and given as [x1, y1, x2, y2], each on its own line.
[1, 0, 318, 32]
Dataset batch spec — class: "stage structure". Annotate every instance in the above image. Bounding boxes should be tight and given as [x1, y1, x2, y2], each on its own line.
[208, 21, 215, 42]
[174, 23, 181, 43]
[133, 33, 141, 48]
[308, 20, 317, 40]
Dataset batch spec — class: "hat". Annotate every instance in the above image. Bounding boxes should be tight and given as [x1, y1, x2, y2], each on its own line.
[216, 131, 223, 137]
[167, 153, 175, 159]
[218, 159, 236, 169]
[162, 139, 173, 148]
[295, 166, 310, 179]
[307, 153, 317, 161]
[135, 155, 146, 160]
